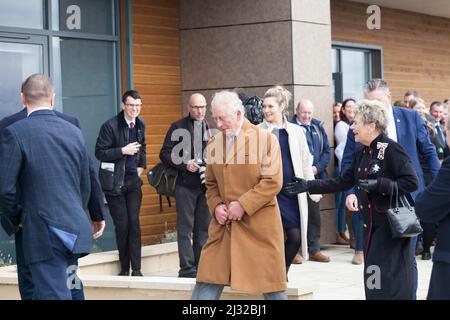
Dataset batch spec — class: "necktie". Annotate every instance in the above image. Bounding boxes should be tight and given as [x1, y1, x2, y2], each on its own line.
[129, 122, 135, 129]
[436, 124, 445, 148]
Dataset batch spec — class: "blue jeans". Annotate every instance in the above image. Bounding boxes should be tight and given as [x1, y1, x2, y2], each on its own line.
[335, 192, 346, 233]
[411, 235, 418, 300]
[191, 282, 288, 300]
[352, 212, 364, 251]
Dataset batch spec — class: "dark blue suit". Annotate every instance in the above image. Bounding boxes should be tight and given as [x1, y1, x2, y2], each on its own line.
[0, 109, 93, 299]
[415, 157, 450, 299]
[0, 108, 105, 300]
[341, 105, 440, 299]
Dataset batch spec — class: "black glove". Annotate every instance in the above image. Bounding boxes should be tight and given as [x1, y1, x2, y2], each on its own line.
[282, 177, 309, 197]
[357, 179, 378, 193]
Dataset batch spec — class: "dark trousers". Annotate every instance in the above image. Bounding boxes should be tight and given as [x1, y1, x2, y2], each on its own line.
[427, 261, 450, 300]
[174, 184, 211, 277]
[106, 186, 142, 272]
[28, 231, 81, 300]
[15, 229, 84, 300]
[307, 197, 321, 254]
[421, 221, 437, 253]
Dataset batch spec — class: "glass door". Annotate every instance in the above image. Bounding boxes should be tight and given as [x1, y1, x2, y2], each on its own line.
[0, 34, 48, 119]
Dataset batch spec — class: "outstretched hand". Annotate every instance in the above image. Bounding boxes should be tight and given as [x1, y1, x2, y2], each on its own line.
[282, 177, 309, 197]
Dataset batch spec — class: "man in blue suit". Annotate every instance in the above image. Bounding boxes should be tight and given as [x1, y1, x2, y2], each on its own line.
[341, 79, 440, 299]
[0, 74, 100, 299]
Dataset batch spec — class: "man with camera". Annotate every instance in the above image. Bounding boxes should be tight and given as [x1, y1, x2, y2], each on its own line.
[160, 93, 211, 278]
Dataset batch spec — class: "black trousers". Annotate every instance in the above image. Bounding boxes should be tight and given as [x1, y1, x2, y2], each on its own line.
[420, 221, 437, 253]
[106, 186, 142, 271]
[307, 197, 321, 254]
[174, 184, 211, 277]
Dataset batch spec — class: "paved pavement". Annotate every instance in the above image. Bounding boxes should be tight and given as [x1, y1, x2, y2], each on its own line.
[288, 244, 433, 300]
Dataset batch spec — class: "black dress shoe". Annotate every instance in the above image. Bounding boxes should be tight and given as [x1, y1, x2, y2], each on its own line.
[422, 251, 432, 260]
[118, 270, 129, 276]
[132, 270, 143, 276]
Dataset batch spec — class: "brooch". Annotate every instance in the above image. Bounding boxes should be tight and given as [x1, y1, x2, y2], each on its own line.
[376, 142, 389, 160]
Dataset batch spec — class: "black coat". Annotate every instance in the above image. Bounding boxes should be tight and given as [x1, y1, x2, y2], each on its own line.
[95, 111, 146, 196]
[159, 116, 210, 188]
[308, 134, 419, 300]
[415, 156, 450, 299]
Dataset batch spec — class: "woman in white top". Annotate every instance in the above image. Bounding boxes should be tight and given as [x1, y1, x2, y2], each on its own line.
[257, 86, 321, 274]
[334, 99, 356, 168]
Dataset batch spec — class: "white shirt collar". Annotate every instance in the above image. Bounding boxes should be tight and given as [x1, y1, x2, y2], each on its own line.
[265, 120, 287, 132]
[124, 116, 136, 128]
[386, 104, 398, 142]
[27, 106, 52, 117]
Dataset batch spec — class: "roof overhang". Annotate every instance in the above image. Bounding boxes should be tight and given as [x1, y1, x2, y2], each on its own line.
[348, 0, 450, 19]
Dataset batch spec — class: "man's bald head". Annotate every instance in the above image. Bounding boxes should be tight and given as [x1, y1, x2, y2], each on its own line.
[188, 93, 207, 121]
[21, 74, 54, 109]
[296, 99, 314, 125]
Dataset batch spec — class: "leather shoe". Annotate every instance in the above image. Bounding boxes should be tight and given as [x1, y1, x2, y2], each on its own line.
[336, 233, 349, 245]
[292, 254, 303, 264]
[132, 270, 143, 276]
[118, 270, 129, 276]
[421, 251, 431, 260]
[309, 251, 330, 263]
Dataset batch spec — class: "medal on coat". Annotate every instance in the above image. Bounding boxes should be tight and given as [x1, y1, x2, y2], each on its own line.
[376, 142, 389, 160]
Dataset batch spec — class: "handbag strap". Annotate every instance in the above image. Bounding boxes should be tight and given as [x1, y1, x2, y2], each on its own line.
[389, 181, 400, 209]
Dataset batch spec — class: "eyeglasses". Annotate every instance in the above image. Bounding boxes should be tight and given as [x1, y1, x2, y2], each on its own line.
[125, 103, 142, 108]
[190, 105, 206, 110]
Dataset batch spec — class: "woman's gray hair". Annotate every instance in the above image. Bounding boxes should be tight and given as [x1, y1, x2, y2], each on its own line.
[263, 85, 292, 118]
[352, 99, 388, 133]
[211, 90, 244, 117]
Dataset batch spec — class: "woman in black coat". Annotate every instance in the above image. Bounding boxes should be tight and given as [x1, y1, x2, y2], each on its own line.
[283, 99, 419, 300]
[415, 116, 450, 300]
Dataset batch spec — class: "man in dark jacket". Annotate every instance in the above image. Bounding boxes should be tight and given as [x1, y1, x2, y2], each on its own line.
[95, 90, 146, 276]
[160, 93, 211, 278]
[291, 99, 331, 262]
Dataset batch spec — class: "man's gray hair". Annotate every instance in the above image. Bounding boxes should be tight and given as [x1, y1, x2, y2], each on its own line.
[364, 79, 390, 95]
[211, 90, 244, 117]
[352, 99, 388, 133]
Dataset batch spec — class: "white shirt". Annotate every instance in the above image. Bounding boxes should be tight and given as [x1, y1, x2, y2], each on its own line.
[386, 105, 398, 142]
[27, 106, 52, 117]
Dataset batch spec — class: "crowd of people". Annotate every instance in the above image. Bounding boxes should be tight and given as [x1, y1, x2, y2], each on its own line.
[0, 73, 449, 300]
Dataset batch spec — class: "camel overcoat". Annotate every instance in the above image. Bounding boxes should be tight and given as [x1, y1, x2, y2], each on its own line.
[196, 119, 286, 293]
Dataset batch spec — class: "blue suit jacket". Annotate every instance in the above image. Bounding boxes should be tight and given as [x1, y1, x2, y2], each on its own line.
[341, 106, 440, 200]
[415, 157, 450, 264]
[0, 110, 92, 264]
[0, 108, 105, 236]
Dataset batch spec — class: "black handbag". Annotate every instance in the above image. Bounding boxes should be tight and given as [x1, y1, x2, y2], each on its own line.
[387, 182, 423, 238]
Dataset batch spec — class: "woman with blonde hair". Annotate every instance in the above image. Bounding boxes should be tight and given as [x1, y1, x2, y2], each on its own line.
[258, 86, 320, 274]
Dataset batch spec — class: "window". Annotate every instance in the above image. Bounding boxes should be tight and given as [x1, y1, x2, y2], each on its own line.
[332, 43, 382, 103]
[0, 0, 45, 29]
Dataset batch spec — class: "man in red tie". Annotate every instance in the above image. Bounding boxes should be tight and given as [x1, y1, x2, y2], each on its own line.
[95, 90, 147, 276]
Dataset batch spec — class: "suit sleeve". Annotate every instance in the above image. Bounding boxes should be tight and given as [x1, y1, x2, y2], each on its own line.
[315, 125, 331, 175]
[415, 157, 450, 223]
[159, 123, 188, 172]
[87, 155, 105, 221]
[377, 143, 419, 196]
[341, 128, 358, 196]
[415, 111, 440, 179]
[239, 133, 283, 216]
[0, 127, 22, 219]
[95, 122, 124, 162]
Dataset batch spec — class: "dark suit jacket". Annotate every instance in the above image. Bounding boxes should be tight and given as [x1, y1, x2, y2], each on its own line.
[0, 110, 92, 264]
[0, 108, 104, 236]
[342, 106, 440, 200]
[415, 157, 450, 264]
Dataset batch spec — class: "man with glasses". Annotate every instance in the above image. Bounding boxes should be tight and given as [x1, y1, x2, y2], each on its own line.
[95, 90, 147, 276]
[160, 93, 211, 278]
